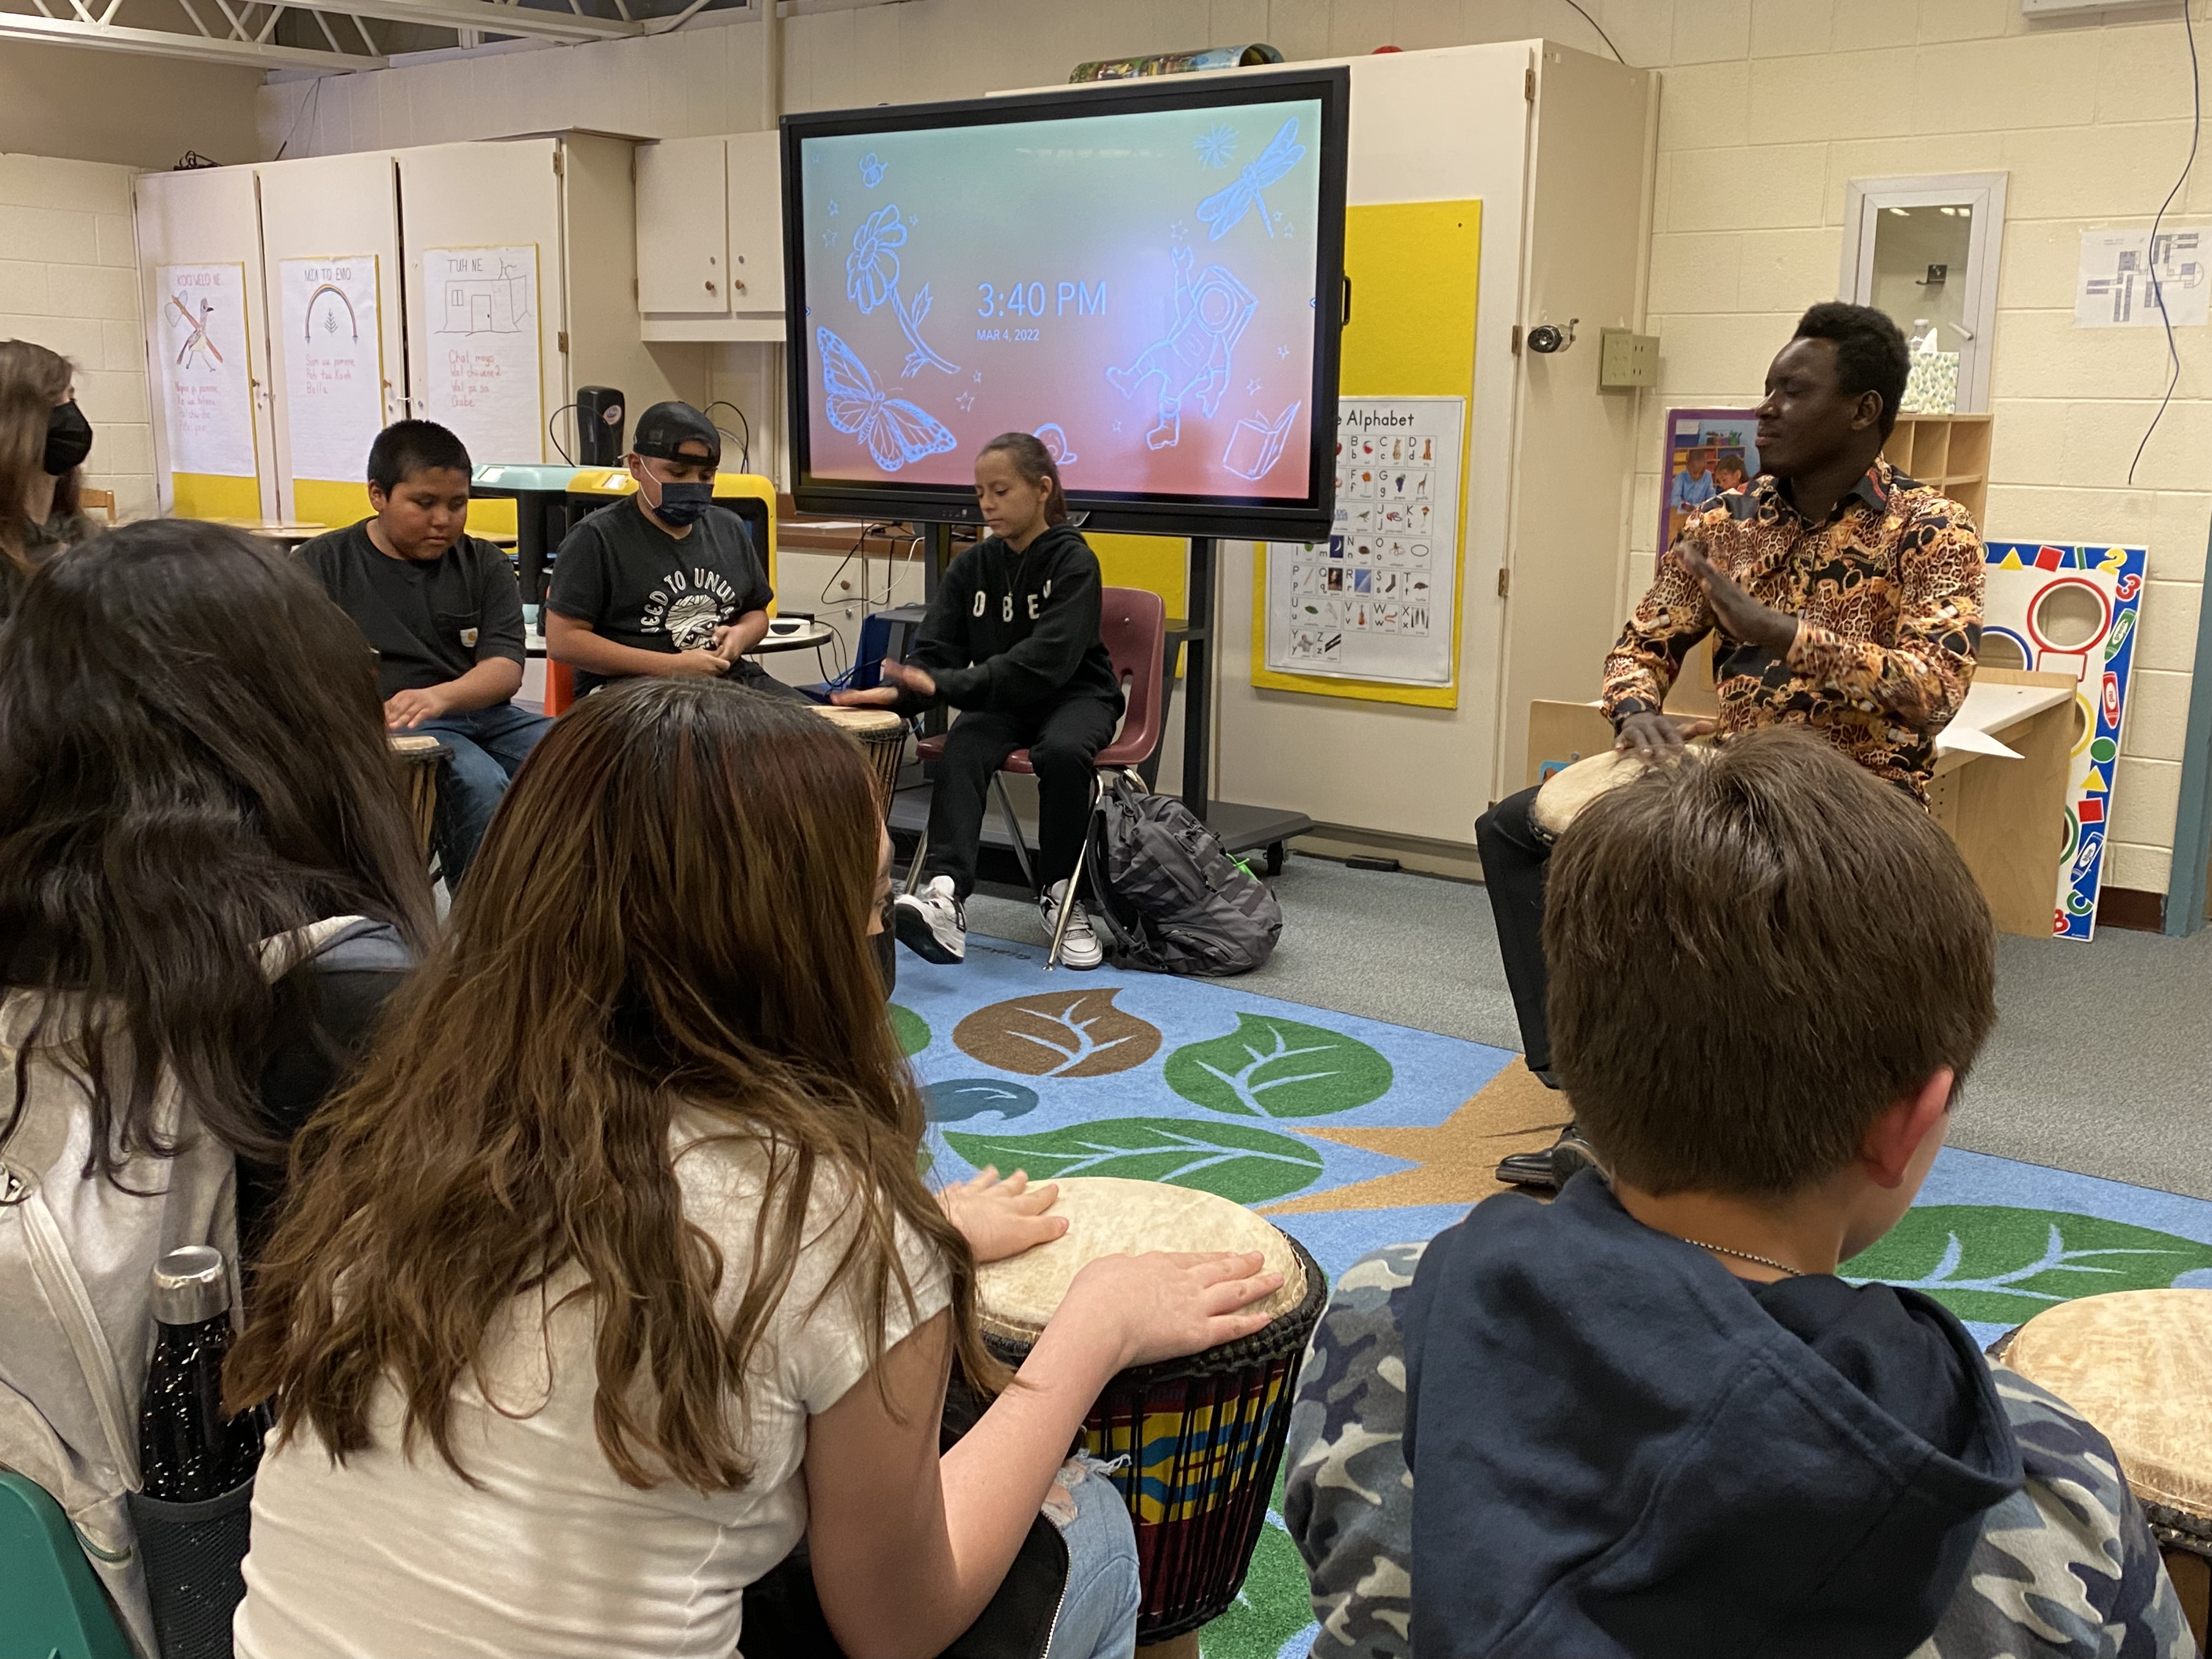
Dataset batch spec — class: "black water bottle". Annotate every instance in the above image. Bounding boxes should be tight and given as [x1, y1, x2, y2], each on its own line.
[138, 1245, 261, 1502]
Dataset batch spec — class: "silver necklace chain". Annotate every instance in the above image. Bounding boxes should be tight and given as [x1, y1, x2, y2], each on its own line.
[1680, 1238, 1803, 1278]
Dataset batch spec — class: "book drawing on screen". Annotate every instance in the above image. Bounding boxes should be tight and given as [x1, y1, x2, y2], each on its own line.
[1223, 402, 1301, 482]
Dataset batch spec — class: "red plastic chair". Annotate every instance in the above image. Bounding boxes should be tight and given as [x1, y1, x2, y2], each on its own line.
[907, 586, 1167, 967]
[544, 658, 577, 716]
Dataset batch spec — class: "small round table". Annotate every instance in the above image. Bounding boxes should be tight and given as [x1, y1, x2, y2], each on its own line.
[746, 619, 838, 681]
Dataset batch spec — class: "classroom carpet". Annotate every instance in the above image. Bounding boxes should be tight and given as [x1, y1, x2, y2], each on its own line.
[895, 933, 2212, 1659]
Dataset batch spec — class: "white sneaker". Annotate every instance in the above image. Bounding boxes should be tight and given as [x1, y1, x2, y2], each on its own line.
[894, 875, 966, 964]
[1041, 879, 1104, 971]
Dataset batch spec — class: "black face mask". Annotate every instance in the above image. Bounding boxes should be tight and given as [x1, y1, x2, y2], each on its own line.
[651, 479, 714, 528]
[43, 402, 93, 476]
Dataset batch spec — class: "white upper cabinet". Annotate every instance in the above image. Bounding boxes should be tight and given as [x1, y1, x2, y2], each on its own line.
[636, 135, 731, 317]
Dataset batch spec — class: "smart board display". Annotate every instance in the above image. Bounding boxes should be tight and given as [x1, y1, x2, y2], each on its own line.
[782, 69, 1348, 538]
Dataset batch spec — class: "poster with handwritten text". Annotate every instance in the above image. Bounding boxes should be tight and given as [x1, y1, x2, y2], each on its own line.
[280, 255, 385, 484]
[420, 245, 543, 463]
[157, 262, 257, 478]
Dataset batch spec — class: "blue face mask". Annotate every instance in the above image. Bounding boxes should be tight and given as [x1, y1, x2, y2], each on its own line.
[650, 479, 713, 527]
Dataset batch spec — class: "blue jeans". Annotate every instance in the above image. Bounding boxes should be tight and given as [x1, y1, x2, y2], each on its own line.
[412, 702, 554, 888]
[1042, 1458, 1141, 1659]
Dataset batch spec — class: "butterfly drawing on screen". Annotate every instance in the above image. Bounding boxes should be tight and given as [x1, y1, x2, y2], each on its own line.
[1196, 117, 1305, 241]
[819, 327, 958, 473]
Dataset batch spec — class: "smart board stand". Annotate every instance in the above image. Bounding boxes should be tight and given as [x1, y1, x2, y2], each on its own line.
[904, 525, 1310, 876]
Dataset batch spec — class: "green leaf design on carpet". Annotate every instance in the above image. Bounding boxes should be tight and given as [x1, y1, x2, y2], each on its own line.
[953, 990, 1161, 1077]
[943, 1118, 1323, 1204]
[1844, 1206, 2212, 1324]
[1165, 1013, 1393, 1118]
[890, 1004, 930, 1057]
[1199, 1505, 1316, 1658]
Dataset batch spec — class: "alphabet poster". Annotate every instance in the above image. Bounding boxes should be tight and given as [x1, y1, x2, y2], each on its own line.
[156, 262, 258, 478]
[1982, 540, 2147, 942]
[279, 255, 385, 485]
[1259, 396, 1465, 692]
[420, 245, 543, 464]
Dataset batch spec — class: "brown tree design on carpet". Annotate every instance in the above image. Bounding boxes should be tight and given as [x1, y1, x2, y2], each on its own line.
[952, 990, 1162, 1077]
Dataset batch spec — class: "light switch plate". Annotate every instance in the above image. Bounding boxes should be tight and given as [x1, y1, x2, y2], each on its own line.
[1599, 329, 1658, 390]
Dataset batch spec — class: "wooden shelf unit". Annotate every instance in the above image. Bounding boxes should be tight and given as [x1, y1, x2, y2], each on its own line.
[1883, 412, 1991, 525]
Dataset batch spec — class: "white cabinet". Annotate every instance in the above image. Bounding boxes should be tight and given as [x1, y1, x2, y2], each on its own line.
[636, 134, 729, 316]
[638, 129, 787, 342]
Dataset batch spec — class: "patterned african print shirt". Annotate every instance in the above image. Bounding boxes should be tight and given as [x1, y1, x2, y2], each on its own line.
[1602, 460, 1983, 797]
[1284, 1242, 2194, 1659]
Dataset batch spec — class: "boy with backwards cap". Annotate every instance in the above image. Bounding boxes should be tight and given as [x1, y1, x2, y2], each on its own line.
[545, 400, 805, 700]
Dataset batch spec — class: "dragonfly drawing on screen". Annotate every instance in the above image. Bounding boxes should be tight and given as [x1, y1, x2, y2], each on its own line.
[1196, 117, 1306, 241]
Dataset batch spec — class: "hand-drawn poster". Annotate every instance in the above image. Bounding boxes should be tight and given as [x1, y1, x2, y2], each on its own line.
[1260, 396, 1464, 691]
[420, 245, 543, 464]
[157, 262, 257, 478]
[279, 255, 384, 486]
[1982, 540, 2148, 941]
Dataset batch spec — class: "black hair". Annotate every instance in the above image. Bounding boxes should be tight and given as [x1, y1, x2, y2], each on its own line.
[0, 520, 436, 1185]
[367, 420, 473, 495]
[978, 431, 1069, 526]
[1792, 303, 1911, 440]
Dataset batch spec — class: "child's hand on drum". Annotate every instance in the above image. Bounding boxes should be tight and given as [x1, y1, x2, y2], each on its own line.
[937, 1166, 1068, 1264]
[1063, 1250, 1284, 1370]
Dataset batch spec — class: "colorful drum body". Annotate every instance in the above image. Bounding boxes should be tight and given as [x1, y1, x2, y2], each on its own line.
[975, 1177, 1325, 1640]
[1531, 741, 1707, 843]
[1999, 1289, 2212, 1557]
[386, 733, 449, 858]
[812, 706, 907, 814]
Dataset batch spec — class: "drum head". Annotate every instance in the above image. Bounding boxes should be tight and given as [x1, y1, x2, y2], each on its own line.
[1532, 743, 1705, 838]
[813, 705, 906, 739]
[2004, 1288, 2212, 1525]
[975, 1177, 1308, 1345]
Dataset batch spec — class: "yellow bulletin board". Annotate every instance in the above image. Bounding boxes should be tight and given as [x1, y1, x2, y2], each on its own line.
[1250, 199, 1481, 708]
[1091, 531, 1189, 677]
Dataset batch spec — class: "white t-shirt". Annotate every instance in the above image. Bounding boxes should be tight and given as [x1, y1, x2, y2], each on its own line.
[233, 1110, 950, 1659]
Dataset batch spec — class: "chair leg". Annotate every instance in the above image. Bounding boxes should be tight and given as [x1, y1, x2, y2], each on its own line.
[992, 771, 1036, 894]
[902, 823, 929, 895]
[1045, 772, 1104, 972]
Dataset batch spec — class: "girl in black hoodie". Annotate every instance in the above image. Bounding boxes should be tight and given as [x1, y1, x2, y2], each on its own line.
[836, 433, 1122, 969]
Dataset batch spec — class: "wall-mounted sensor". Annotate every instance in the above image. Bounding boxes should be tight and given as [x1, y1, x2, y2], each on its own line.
[1526, 319, 1578, 354]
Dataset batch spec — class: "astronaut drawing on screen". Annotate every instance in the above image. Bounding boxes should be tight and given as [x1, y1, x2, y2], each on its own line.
[1107, 245, 1257, 450]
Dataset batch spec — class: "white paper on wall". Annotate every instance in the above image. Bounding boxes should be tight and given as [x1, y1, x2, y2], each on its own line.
[2074, 228, 2210, 328]
[280, 255, 385, 484]
[1262, 396, 1465, 687]
[156, 262, 258, 478]
[419, 245, 543, 462]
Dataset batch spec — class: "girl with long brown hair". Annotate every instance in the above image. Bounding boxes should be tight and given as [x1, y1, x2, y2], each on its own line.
[0, 338, 96, 619]
[835, 431, 1124, 971]
[229, 682, 1278, 1659]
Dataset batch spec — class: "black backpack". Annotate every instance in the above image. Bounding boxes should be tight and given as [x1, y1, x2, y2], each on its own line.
[1084, 770, 1282, 976]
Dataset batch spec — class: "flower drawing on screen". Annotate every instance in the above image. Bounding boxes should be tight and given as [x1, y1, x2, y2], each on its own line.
[1193, 124, 1238, 170]
[819, 326, 958, 473]
[1106, 246, 1255, 450]
[845, 204, 958, 378]
[1033, 422, 1079, 467]
[1197, 117, 1306, 241]
[1222, 402, 1300, 482]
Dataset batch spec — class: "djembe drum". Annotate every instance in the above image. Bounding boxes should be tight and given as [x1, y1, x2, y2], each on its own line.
[385, 733, 450, 859]
[1531, 741, 1710, 844]
[975, 1177, 1325, 1641]
[812, 705, 908, 815]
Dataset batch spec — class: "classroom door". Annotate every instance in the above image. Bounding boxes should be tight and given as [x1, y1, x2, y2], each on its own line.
[256, 151, 407, 529]
[134, 164, 280, 522]
[397, 138, 568, 467]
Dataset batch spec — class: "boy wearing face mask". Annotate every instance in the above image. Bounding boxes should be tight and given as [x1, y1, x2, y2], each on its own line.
[545, 400, 802, 700]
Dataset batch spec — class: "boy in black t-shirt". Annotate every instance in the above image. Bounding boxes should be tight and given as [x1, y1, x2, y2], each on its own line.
[544, 401, 804, 701]
[301, 421, 550, 888]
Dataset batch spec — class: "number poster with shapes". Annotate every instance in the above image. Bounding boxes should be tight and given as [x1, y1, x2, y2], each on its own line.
[420, 245, 543, 464]
[1261, 396, 1464, 693]
[279, 256, 385, 486]
[157, 262, 258, 478]
[1982, 540, 2147, 943]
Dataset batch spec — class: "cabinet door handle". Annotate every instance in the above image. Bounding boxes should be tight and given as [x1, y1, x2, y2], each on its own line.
[705, 279, 718, 293]
[732, 278, 747, 294]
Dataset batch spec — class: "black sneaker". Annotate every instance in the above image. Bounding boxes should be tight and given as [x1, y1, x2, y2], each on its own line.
[1496, 1124, 1602, 1191]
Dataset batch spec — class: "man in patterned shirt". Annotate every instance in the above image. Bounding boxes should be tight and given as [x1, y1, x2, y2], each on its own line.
[1480, 301, 1984, 1189]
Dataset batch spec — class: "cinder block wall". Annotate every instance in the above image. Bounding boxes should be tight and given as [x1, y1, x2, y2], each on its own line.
[0, 154, 155, 521]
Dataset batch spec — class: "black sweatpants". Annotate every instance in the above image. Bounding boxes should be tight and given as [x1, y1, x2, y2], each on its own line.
[923, 698, 1120, 899]
[1474, 785, 1553, 1072]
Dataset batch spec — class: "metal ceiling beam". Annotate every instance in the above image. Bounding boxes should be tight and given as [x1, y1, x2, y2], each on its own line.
[261, 0, 638, 39]
[0, 8, 380, 66]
